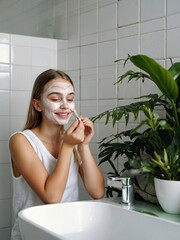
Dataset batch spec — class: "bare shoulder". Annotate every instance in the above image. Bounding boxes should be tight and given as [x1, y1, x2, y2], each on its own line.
[9, 132, 33, 153]
[9, 132, 27, 146]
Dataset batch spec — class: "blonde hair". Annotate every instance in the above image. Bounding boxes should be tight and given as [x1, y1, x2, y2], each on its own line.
[23, 69, 74, 130]
[23, 69, 81, 166]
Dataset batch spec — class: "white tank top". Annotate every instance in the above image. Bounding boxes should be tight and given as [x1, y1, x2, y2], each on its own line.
[11, 129, 79, 240]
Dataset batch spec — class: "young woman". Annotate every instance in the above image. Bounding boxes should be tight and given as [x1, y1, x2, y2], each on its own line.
[9, 69, 105, 240]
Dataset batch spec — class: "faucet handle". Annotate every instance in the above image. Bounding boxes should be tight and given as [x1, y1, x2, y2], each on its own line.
[107, 176, 135, 205]
[108, 176, 133, 186]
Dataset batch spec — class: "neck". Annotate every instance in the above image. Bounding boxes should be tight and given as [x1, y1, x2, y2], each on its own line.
[33, 122, 64, 145]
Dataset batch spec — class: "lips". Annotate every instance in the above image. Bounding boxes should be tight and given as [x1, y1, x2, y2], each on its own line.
[55, 112, 71, 119]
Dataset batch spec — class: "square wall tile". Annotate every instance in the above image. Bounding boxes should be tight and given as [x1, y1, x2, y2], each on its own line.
[118, 24, 138, 39]
[10, 91, 31, 116]
[10, 116, 26, 134]
[167, 28, 180, 58]
[81, 68, 97, 100]
[99, 65, 116, 99]
[0, 163, 11, 199]
[11, 45, 31, 65]
[99, 3, 116, 32]
[0, 117, 10, 140]
[0, 91, 9, 115]
[11, 65, 32, 91]
[167, 13, 180, 29]
[81, 100, 97, 117]
[80, 9, 97, 36]
[81, 32, 98, 46]
[81, 76, 97, 100]
[0, 141, 9, 163]
[140, 31, 165, 59]
[0, 72, 10, 90]
[118, 0, 139, 27]
[67, 11, 80, 48]
[0, 44, 10, 63]
[98, 40, 116, 66]
[141, 18, 165, 34]
[118, 35, 139, 59]
[167, 0, 180, 15]
[57, 49, 67, 70]
[141, 0, 165, 21]
[0, 199, 11, 228]
[80, 44, 97, 69]
[31, 48, 54, 67]
[67, 70, 80, 100]
[68, 47, 80, 70]
[99, 29, 116, 42]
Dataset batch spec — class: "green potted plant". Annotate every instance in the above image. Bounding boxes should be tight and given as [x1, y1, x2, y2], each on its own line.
[92, 54, 180, 213]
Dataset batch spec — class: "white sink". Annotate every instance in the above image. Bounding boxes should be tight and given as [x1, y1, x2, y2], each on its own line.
[18, 199, 180, 240]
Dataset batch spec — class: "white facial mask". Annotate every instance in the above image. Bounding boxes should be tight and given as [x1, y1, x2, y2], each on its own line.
[42, 81, 75, 125]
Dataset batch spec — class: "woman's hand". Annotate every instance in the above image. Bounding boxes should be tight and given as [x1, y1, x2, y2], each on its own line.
[79, 117, 94, 145]
[63, 119, 85, 146]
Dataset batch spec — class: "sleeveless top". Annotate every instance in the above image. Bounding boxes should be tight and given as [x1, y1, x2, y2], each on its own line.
[10, 129, 79, 240]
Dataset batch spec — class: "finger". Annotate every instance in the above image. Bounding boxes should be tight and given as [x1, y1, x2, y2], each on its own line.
[67, 119, 79, 133]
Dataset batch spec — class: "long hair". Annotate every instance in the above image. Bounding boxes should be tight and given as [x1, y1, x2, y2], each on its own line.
[23, 69, 80, 166]
[23, 69, 74, 130]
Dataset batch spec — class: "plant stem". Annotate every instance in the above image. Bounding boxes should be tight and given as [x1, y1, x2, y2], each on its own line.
[171, 99, 179, 126]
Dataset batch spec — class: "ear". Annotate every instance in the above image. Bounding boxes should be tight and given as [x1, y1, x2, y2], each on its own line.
[33, 99, 42, 112]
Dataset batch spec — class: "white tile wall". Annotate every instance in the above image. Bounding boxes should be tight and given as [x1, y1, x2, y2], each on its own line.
[63, 0, 180, 199]
[141, 0, 165, 21]
[0, 44, 10, 63]
[0, 32, 59, 239]
[98, 65, 116, 99]
[118, 0, 139, 26]
[140, 31, 165, 58]
[1, 0, 180, 238]
[81, 68, 98, 100]
[80, 44, 97, 68]
[167, 0, 180, 15]
[99, 3, 116, 32]
[98, 40, 116, 66]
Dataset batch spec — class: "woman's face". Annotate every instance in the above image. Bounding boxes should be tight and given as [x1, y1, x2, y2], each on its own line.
[41, 78, 75, 125]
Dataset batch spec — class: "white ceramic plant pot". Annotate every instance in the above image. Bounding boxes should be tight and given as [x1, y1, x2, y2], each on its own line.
[154, 177, 180, 214]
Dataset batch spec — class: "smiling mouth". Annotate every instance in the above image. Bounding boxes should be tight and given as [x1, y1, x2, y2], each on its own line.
[55, 112, 71, 119]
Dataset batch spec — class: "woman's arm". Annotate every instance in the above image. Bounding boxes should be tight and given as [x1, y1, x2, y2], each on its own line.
[9, 120, 85, 204]
[78, 117, 105, 199]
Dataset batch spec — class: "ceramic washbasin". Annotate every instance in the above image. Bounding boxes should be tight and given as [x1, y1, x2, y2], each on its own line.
[18, 199, 180, 240]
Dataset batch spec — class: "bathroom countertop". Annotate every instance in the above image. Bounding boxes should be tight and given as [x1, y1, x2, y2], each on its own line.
[98, 197, 180, 225]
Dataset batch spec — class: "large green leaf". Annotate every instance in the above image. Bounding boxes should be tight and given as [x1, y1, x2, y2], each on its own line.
[130, 55, 178, 101]
[168, 62, 180, 82]
[91, 96, 159, 126]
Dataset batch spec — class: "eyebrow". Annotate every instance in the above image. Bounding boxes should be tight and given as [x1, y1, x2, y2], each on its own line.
[48, 92, 75, 96]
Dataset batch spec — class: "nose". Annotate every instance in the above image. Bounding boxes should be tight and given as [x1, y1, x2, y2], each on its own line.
[60, 99, 69, 109]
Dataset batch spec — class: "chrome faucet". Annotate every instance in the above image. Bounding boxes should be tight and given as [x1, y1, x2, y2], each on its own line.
[107, 176, 135, 206]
